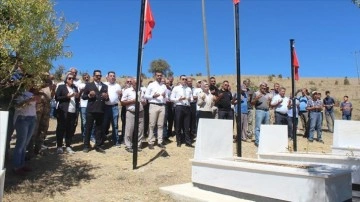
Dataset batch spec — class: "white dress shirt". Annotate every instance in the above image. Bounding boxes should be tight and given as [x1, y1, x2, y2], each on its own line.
[144, 81, 167, 104]
[121, 87, 144, 112]
[104, 82, 121, 105]
[78, 82, 88, 108]
[271, 94, 290, 114]
[170, 84, 193, 106]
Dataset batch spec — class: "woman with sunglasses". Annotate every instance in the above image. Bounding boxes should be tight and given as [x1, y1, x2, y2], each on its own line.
[55, 72, 80, 154]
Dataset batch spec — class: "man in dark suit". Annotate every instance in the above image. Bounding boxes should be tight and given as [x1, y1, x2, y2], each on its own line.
[82, 70, 109, 153]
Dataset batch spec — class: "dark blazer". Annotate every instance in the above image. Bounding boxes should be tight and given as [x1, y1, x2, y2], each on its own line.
[82, 82, 109, 113]
[55, 84, 80, 112]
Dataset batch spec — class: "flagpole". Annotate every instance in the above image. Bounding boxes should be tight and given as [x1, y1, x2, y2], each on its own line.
[234, 1, 242, 157]
[290, 39, 297, 152]
[133, 0, 147, 170]
[201, 0, 211, 82]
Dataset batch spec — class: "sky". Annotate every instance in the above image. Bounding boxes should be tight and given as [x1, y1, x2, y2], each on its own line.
[53, 0, 360, 78]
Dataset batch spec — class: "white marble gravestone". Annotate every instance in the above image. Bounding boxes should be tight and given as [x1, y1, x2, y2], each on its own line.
[257, 125, 288, 155]
[0, 111, 9, 202]
[332, 120, 360, 155]
[194, 118, 233, 160]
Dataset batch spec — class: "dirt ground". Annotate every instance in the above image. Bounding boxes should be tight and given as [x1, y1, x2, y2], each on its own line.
[4, 118, 333, 202]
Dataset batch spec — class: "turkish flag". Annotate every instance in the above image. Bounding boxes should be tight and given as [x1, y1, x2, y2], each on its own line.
[292, 48, 300, 81]
[143, 0, 155, 44]
[233, 0, 240, 4]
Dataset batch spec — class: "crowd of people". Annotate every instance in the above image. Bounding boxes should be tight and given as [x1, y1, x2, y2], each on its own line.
[6, 67, 354, 175]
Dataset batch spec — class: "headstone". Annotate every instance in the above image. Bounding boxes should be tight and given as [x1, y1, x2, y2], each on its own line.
[194, 119, 233, 160]
[257, 125, 288, 155]
[0, 111, 8, 170]
[333, 120, 360, 149]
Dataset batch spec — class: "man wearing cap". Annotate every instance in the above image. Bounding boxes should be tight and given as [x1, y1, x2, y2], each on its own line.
[306, 91, 324, 143]
[323, 90, 335, 133]
[251, 82, 271, 147]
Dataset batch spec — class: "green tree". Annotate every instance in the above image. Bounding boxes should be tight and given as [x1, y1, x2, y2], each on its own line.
[53, 65, 65, 81]
[344, 76, 350, 85]
[148, 59, 173, 77]
[0, 0, 76, 109]
[352, 0, 360, 8]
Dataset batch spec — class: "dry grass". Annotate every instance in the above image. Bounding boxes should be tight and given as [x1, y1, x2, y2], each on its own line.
[3, 75, 357, 201]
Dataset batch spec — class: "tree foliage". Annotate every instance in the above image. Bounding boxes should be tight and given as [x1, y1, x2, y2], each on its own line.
[0, 0, 76, 108]
[148, 59, 173, 77]
[352, 0, 360, 8]
[53, 65, 65, 81]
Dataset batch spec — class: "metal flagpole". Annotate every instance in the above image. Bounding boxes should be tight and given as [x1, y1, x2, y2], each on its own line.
[234, 2, 242, 157]
[201, 0, 211, 82]
[290, 39, 297, 152]
[133, 0, 147, 170]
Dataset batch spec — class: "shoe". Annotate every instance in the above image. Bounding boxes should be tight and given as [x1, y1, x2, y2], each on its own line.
[177, 142, 181, 147]
[137, 147, 142, 152]
[148, 144, 154, 150]
[21, 165, 32, 172]
[241, 138, 247, 142]
[158, 143, 166, 149]
[317, 139, 324, 144]
[185, 144, 194, 148]
[115, 143, 121, 148]
[308, 139, 314, 143]
[13, 168, 27, 176]
[57, 147, 64, 154]
[83, 148, 90, 153]
[126, 148, 133, 153]
[66, 147, 75, 154]
[254, 142, 259, 147]
[95, 147, 106, 154]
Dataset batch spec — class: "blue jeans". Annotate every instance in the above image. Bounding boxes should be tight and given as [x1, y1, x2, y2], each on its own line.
[342, 114, 351, 120]
[255, 110, 270, 145]
[80, 107, 95, 140]
[13, 116, 36, 168]
[103, 105, 120, 145]
[309, 112, 322, 140]
[324, 110, 335, 132]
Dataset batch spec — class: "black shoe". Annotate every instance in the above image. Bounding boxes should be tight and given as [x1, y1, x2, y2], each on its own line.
[126, 148, 133, 153]
[317, 139, 324, 144]
[137, 147, 142, 152]
[83, 148, 90, 153]
[308, 139, 314, 143]
[95, 147, 106, 154]
[148, 144, 154, 150]
[158, 143, 166, 149]
[177, 142, 181, 147]
[185, 144, 194, 148]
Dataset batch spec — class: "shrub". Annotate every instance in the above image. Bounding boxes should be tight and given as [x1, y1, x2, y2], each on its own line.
[268, 75, 273, 82]
[278, 74, 282, 79]
[310, 87, 317, 92]
[309, 80, 315, 85]
[335, 80, 338, 85]
[344, 77, 350, 85]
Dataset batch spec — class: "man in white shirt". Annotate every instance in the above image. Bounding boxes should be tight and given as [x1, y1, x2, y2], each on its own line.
[270, 87, 290, 126]
[144, 71, 167, 149]
[78, 73, 91, 139]
[121, 78, 146, 153]
[103, 71, 122, 147]
[170, 75, 194, 147]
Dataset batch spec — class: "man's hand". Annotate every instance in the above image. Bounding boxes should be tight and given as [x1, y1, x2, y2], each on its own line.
[102, 92, 109, 100]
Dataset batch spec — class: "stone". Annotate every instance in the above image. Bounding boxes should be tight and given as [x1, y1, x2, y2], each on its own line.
[332, 120, 360, 155]
[258, 125, 288, 155]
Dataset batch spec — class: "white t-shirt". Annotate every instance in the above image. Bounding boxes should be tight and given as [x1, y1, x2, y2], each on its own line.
[78, 83, 88, 108]
[104, 82, 122, 105]
[67, 86, 76, 113]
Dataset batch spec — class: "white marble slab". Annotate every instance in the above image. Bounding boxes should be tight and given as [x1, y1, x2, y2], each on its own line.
[332, 120, 360, 155]
[192, 157, 352, 202]
[0, 169, 5, 202]
[0, 111, 9, 170]
[194, 118, 233, 160]
[258, 125, 288, 155]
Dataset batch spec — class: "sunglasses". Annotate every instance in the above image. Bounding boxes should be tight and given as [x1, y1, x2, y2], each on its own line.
[95, 75, 102, 77]
[181, 78, 187, 80]
[67, 77, 74, 80]
[126, 81, 132, 83]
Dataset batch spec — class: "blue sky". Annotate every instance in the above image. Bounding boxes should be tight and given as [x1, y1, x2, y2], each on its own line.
[53, 0, 360, 78]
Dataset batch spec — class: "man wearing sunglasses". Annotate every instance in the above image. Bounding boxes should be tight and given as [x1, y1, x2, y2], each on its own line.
[82, 70, 109, 153]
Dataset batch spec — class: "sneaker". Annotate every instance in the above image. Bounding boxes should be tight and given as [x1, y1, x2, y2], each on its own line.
[317, 139, 324, 144]
[57, 147, 64, 154]
[126, 148, 133, 153]
[13, 168, 27, 176]
[83, 148, 90, 153]
[158, 143, 166, 149]
[66, 147, 75, 154]
[148, 144, 154, 150]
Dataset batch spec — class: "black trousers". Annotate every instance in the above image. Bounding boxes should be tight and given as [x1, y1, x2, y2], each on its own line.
[166, 102, 175, 136]
[174, 105, 191, 145]
[275, 112, 288, 125]
[56, 109, 77, 147]
[120, 105, 127, 141]
[190, 102, 197, 135]
[84, 112, 104, 148]
[143, 103, 149, 137]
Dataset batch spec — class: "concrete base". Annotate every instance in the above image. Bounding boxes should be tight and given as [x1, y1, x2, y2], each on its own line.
[160, 183, 252, 202]
[332, 146, 360, 156]
[0, 169, 5, 202]
[192, 157, 352, 202]
[258, 152, 360, 187]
